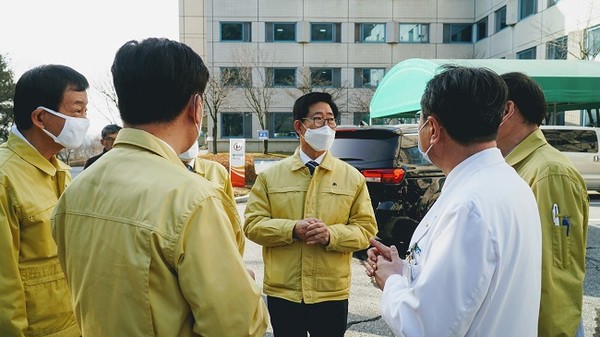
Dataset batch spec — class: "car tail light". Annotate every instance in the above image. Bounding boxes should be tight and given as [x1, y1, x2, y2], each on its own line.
[361, 168, 406, 183]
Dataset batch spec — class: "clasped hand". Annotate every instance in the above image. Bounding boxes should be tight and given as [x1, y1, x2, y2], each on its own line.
[364, 237, 406, 290]
[293, 218, 330, 245]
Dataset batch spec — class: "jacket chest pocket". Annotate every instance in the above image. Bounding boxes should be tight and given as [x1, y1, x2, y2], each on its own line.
[21, 197, 56, 228]
[317, 187, 355, 223]
[268, 185, 308, 219]
[20, 198, 58, 258]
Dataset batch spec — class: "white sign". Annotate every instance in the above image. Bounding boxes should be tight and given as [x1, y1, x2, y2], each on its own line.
[229, 139, 246, 187]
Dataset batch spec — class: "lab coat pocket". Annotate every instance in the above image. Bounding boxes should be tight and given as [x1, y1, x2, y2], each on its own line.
[410, 264, 422, 282]
[551, 225, 571, 270]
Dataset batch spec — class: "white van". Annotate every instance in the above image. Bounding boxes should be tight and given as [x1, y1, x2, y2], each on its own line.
[540, 125, 600, 191]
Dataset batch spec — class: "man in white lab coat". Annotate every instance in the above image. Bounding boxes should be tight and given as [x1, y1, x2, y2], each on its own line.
[365, 65, 542, 337]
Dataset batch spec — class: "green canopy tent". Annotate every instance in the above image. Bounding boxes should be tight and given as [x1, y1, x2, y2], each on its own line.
[370, 58, 600, 122]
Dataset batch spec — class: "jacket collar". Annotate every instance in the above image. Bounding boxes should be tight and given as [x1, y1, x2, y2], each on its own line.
[6, 132, 69, 176]
[291, 147, 334, 173]
[505, 128, 547, 167]
[113, 128, 187, 170]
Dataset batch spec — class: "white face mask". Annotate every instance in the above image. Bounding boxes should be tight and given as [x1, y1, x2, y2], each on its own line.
[39, 106, 90, 149]
[179, 141, 199, 161]
[302, 124, 336, 152]
[417, 120, 434, 163]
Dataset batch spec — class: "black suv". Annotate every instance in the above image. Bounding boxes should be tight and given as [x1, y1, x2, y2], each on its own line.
[329, 125, 445, 259]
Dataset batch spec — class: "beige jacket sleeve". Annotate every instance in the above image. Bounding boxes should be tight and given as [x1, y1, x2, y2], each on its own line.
[175, 195, 268, 336]
[0, 184, 27, 336]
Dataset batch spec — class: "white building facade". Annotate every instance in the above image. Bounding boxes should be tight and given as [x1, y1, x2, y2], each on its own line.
[178, 0, 600, 152]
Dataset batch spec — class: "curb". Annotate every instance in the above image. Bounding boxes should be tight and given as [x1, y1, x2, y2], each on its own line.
[235, 195, 249, 204]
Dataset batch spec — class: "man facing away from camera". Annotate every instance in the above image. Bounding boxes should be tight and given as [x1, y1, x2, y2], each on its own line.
[365, 66, 542, 337]
[497, 72, 588, 337]
[51, 38, 268, 337]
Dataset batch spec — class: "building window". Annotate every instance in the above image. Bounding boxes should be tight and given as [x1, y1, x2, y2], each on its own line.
[546, 36, 568, 59]
[310, 23, 341, 42]
[266, 68, 296, 87]
[356, 23, 386, 43]
[586, 25, 600, 60]
[221, 112, 252, 138]
[517, 47, 536, 59]
[270, 112, 296, 138]
[221, 22, 252, 42]
[221, 67, 251, 87]
[310, 68, 341, 87]
[495, 6, 507, 33]
[476, 17, 488, 41]
[265, 22, 296, 42]
[519, 0, 537, 20]
[354, 68, 385, 88]
[547, 0, 560, 7]
[443, 24, 473, 43]
[398, 24, 429, 43]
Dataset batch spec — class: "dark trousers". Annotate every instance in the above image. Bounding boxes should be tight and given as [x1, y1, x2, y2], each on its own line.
[267, 296, 348, 337]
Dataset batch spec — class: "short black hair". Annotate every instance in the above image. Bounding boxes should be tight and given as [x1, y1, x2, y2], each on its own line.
[101, 124, 122, 138]
[13, 64, 89, 130]
[501, 72, 546, 126]
[420, 65, 508, 145]
[111, 38, 209, 125]
[293, 92, 339, 121]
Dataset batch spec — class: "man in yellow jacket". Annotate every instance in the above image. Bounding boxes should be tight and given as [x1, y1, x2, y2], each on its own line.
[245, 92, 377, 337]
[179, 141, 245, 255]
[0, 64, 90, 336]
[52, 38, 268, 337]
[497, 72, 589, 337]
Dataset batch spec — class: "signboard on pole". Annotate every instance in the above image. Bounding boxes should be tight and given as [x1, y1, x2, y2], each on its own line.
[229, 139, 246, 187]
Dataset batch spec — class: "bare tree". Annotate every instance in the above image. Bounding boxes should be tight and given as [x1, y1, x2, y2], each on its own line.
[542, 1, 600, 60]
[204, 70, 234, 154]
[56, 149, 74, 164]
[232, 48, 275, 154]
[575, 25, 600, 60]
[91, 73, 121, 124]
[350, 86, 376, 125]
[294, 67, 348, 103]
[288, 67, 350, 122]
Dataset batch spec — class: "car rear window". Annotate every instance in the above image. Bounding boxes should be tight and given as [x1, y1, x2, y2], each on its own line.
[541, 129, 598, 153]
[330, 129, 428, 168]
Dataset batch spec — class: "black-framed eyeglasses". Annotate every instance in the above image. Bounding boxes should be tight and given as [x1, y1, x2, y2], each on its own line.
[302, 116, 337, 128]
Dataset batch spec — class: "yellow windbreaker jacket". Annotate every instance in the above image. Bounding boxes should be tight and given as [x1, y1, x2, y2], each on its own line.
[506, 129, 589, 337]
[0, 133, 79, 337]
[244, 149, 377, 303]
[52, 128, 268, 337]
[192, 158, 244, 254]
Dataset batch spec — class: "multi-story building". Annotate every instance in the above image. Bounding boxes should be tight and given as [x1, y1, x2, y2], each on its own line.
[179, 0, 600, 152]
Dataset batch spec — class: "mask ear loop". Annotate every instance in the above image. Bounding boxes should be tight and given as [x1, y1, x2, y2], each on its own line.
[192, 94, 202, 130]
